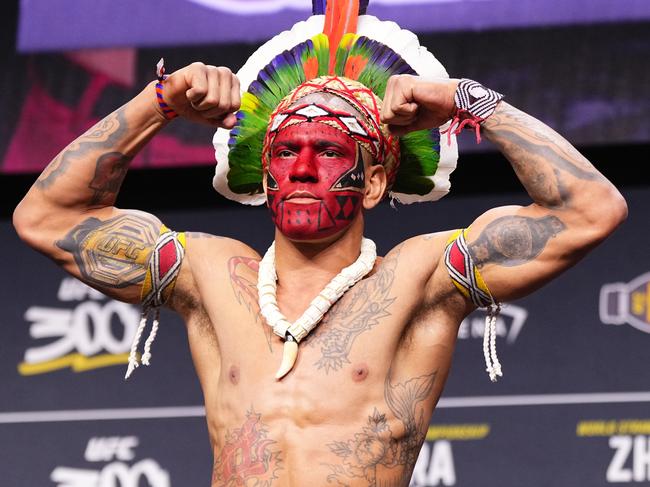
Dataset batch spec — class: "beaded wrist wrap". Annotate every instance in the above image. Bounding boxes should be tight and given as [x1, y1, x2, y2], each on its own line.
[442, 78, 504, 145]
[155, 58, 179, 120]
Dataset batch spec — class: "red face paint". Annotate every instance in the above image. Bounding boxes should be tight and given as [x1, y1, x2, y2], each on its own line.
[266, 123, 366, 241]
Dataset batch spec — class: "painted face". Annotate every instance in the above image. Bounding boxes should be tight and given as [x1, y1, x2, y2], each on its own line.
[266, 123, 366, 241]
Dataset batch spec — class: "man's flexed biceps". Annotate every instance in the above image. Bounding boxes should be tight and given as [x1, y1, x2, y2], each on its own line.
[13, 62, 242, 305]
[381, 74, 627, 305]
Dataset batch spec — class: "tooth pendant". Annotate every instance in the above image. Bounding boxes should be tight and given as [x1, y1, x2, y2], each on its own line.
[258, 239, 377, 381]
[275, 336, 299, 380]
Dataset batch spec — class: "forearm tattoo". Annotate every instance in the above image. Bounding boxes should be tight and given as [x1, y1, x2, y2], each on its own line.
[36, 107, 131, 206]
[482, 103, 606, 209]
[468, 215, 566, 268]
[56, 212, 160, 288]
[88, 151, 132, 205]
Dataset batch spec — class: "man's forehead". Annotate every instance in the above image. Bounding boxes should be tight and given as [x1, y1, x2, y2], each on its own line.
[272, 122, 356, 148]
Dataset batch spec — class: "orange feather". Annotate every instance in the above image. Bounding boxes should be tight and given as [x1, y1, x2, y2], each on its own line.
[323, 0, 360, 74]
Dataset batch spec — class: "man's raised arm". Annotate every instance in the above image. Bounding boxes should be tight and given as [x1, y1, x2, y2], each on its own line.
[462, 101, 627, 300]
[13, 63, 240, 303]
[381, 75, 627, 302]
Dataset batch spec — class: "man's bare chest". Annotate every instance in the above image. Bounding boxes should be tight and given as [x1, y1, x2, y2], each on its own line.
[214, 247, 407, 372]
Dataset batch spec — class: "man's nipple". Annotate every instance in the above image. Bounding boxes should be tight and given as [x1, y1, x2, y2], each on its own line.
[229, 365, 240, 385]
[352, 363, 369, 382]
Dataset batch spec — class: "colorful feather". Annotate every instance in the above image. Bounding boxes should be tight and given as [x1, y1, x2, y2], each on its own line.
[323, 0, 360, 73]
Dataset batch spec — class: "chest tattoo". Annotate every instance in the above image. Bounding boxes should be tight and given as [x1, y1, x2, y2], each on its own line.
[305, 245, 401, 373]
[228, 256, 274, 350]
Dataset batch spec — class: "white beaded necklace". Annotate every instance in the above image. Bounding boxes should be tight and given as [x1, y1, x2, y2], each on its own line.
[257, 238, 377, 379]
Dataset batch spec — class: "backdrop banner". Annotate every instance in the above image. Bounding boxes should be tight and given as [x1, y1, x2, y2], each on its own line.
[1, 188, 649, 486]
[18, 0, 650, 51]
[3, 23, 650, 174]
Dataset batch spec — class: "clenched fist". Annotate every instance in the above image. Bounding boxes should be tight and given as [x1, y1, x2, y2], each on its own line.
[156, 62, 241, 128]
[381, 75, 459, 136]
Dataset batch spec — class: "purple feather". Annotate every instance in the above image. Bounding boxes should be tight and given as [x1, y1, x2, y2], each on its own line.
[248, 80, 264, 97]
[312, 0, 368, 15]
[312, 0, 326, 14]
[359, 0, 369, 14]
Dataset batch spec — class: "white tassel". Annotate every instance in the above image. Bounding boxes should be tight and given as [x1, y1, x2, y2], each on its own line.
[482, 310, 492, 380]
[141, 308, 160, 366]
[489, 304, 502, 379]
[483, 304, 503, 382]
[125, 311, 149, 379]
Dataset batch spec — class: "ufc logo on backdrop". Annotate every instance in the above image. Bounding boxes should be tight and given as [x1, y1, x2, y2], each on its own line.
[19, 278, 140, 375]
[50, 436, 170, 487]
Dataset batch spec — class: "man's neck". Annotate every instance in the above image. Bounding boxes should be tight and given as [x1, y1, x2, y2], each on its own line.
[273, 216, 365, 293]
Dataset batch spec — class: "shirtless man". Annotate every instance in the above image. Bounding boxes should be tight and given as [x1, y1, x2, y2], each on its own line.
[13, 60, 626, 486]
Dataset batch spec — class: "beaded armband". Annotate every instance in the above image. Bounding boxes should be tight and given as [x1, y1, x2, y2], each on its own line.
[125, 225, 186, 379]
[442, 79, 504, 145]
[444, 228, 503, 382]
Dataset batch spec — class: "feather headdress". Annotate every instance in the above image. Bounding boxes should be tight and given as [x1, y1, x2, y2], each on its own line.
[213, 0, 458, 205]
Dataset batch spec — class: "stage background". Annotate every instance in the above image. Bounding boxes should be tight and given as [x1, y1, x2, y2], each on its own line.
[2, 189, 650, 487]
[1, 1, 649, 486]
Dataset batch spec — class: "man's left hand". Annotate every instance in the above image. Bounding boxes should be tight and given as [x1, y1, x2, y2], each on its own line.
[381, 76, 459, 136]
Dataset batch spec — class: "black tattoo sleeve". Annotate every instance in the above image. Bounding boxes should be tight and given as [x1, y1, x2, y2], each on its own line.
[482, 103, 607, 209]
[56, 212, 160, 288]
[468, 215, 566, 268]
[36, 108, 130, 192]
[88, 152, 132, 205]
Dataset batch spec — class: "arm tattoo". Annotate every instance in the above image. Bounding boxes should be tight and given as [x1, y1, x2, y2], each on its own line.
[88, 152, 132, 205]
[36, 107, 129, 192]
[324, 369, 436, 486]
[212, 409, 282, 486]
[304, 245, 401, 373]
[56, 212, 160, 288]
[468, 215, 566, 268]
[483, 103, 606, 208]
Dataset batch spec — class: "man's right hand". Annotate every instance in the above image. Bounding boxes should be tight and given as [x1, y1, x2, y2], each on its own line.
[158, 62, 241, 128]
